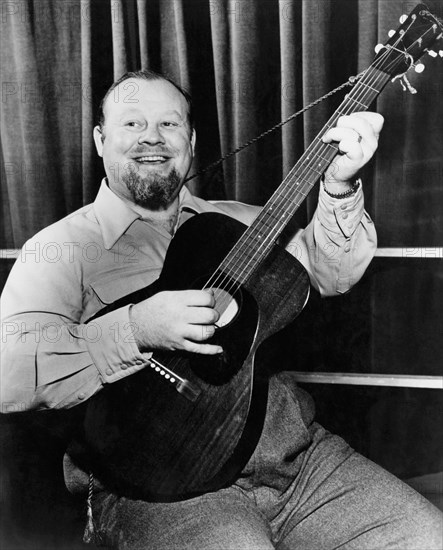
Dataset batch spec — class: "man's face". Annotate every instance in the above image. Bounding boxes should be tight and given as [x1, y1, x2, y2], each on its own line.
[94, 78, 195, 210]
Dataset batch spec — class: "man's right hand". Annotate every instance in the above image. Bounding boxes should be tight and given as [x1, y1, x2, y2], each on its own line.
[129, 290, 223, 355]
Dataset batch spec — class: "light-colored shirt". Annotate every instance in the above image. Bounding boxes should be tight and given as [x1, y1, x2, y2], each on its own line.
[1, 180, 376, 412]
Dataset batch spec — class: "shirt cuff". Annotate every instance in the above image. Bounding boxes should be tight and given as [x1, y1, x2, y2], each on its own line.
[317, 178, 365, 238]
[85, 305, 149, 384]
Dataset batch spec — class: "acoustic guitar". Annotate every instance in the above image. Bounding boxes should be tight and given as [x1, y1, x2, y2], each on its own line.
[80, 4, 443, 501]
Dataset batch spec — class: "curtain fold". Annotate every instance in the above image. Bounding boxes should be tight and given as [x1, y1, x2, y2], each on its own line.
[279, 0, 301, 179]
[81, 0, 94, 204]
[111, 0, 128, 77]
[137, 0, 149, 70]
[302, 0, 332, 145]
[161, 0, 189, 89]
[210, 0, 234, 197]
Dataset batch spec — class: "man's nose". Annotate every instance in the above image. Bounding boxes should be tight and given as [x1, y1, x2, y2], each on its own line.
[138, 124, 165, 145]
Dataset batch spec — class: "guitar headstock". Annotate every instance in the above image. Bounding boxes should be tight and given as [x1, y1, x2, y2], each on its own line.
[373, 3, 443, 78]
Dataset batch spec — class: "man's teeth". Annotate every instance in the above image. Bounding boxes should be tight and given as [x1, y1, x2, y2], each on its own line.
[137, 156, 167, 162]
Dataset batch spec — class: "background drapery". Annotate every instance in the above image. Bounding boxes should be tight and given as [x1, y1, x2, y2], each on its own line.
[1, 0, 442, 548]
[2, 0, 442, 245]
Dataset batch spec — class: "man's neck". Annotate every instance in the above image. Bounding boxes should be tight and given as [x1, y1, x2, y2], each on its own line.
[140, 206, 180, 235]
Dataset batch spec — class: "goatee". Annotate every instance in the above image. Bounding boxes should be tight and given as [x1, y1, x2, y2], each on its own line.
[122, 167, 182, 209]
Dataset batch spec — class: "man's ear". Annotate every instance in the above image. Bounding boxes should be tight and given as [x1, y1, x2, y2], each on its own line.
[93, 126, 104, 157]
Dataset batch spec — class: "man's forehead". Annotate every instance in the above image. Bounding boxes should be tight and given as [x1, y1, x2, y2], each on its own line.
[104, 78, 188, 117]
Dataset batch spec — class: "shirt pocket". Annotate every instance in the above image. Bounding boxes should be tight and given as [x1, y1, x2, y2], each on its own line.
[81, 267, 160, 322]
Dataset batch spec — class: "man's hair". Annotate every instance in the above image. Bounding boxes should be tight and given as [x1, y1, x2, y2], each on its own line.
[97, 69, 194, 131]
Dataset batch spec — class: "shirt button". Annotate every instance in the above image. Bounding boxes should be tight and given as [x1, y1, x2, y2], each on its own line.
[347, 223, 353, 229]
[78, 393, 86, 400]
[342, 213, 348, 219]
[344, 245, 351, 253]
[341, 204, 347, 210]
[105, 368, 113, 376]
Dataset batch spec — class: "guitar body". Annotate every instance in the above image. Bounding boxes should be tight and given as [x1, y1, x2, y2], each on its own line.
[82, 212, 309, 501]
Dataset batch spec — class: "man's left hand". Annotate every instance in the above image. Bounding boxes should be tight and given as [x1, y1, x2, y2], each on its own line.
[322, 112, 384, 192]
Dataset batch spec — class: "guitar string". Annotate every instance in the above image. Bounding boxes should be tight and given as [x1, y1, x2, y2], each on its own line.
[158, 19, 433, 372]
[211, 22, 427, 291]
[205, 31, 438, 321]
[210, 69, 385, 291]
[203, 70, 392, 295]
[197, 12, 443, 344]
[203, 18, 435, 308]
[199, 26, 415, 309]
[202, 73, 382, 316]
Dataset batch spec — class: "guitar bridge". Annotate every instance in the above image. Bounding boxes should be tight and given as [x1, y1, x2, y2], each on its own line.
[148, 357, 201, 402]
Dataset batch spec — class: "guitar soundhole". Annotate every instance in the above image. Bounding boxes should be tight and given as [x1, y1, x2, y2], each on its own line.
[189, 285, 257, 386]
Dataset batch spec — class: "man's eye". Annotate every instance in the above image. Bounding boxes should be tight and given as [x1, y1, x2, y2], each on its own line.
[162, 121, 179, 128]
[125, 121, 143, 128]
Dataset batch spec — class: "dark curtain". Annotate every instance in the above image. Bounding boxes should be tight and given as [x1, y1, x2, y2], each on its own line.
[1, 1, 442, 548]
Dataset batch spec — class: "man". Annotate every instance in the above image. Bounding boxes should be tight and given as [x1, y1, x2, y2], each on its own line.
[1, 70, 441, 549]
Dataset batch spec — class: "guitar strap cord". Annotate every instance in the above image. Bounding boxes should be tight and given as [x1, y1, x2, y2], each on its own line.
[83, 471, 100, 544]
[184, 70, 368, 185]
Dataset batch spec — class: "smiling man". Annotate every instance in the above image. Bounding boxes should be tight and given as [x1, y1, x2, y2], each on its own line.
[1, 70, 441, 549]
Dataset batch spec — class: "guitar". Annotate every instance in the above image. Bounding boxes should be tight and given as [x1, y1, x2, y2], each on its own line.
[80, 4, 443, 501]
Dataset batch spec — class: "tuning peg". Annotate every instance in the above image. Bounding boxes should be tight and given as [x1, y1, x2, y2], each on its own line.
[399, 14, 408, 24]
[414, 63, 425, 73]
[388, 29, 395, 37]
[374, 44, 384, 54]
[426, 49, 438, 57]
[439, 50, 443, 58]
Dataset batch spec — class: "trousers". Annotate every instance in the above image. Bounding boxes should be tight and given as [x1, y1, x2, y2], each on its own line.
[85, 376, 443, 549]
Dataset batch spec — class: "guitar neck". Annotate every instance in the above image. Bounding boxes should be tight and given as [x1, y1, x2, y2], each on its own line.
[218, 66, 392, 283]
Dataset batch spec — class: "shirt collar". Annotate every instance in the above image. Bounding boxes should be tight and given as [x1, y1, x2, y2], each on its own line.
[93, 180, 141, 250]
[93, 179, 205, 250]
[177, 185, 210, 215]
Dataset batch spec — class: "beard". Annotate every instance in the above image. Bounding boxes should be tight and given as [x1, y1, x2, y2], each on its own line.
[121, 166, 182, 210]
